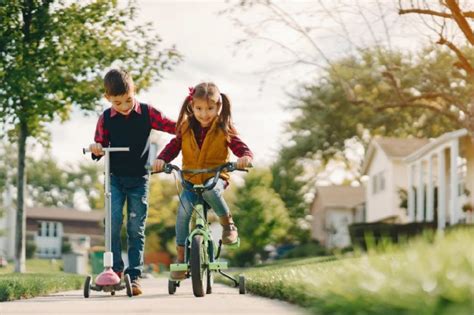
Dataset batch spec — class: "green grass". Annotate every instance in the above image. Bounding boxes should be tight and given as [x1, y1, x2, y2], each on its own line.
[230, 230, 474, 315]
[0, 259, 83, 302]
[0, 273, 83, 302]
[0, 258, 64, 274]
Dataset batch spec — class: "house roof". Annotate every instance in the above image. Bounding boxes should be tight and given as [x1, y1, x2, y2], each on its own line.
[314, 185, 365, 209]
[361, 137, 430, 175]
[404, 129, 468, 163]
[26, 207, 104, 222]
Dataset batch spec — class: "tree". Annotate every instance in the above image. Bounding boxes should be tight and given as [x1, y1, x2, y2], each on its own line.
[0, 141, 103, 209]
[0, 0, 181, 272]
[228, 168, 291, 266]
[399, 0, 474, 77]
[146, 176, 179, 255]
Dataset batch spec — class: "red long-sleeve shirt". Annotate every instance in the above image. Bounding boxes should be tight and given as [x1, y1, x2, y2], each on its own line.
[94, 100, 176, 146]
[158, 124, 253, 163]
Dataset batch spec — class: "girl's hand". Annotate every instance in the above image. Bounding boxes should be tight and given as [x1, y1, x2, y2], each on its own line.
[236, 156, 252, 169]
[89, 143, 104, 156]
[152, 159, 166, 172]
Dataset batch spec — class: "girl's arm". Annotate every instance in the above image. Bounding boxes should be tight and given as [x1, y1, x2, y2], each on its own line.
[157, 135, 182, 163]
[148, 105, 176, 135]
[229, 135, 253, 169]
[229, 135, 253, 159]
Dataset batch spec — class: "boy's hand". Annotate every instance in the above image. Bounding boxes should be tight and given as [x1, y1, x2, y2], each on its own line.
[152, 159, 166, 173]
[89, 143, 104, 156]
[236, 156, 252, 169]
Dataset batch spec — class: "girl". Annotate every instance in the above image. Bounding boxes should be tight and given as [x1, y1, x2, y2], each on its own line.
[153, 82, 253, 280]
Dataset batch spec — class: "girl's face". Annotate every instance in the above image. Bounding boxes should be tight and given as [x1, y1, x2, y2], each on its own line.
[192, 98, 219, 127]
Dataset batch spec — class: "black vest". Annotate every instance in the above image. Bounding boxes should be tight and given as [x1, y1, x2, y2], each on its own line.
[104, 103, 151, 176]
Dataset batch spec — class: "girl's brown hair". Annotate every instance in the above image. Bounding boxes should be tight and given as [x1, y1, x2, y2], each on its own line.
[176, 82, 237, 139]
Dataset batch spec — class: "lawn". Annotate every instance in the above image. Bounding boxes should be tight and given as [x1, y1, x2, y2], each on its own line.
[233, 229, 474, 315]
[0, 259, 83, 302]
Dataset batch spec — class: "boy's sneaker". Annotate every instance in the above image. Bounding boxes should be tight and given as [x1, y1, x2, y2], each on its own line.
[131, 278, 142, 296]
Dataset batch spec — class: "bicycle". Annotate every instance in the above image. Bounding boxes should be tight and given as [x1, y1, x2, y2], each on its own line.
[155, 162, 249, 297]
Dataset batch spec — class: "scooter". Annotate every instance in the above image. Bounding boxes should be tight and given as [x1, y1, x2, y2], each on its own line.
[82, 146, 133, 298]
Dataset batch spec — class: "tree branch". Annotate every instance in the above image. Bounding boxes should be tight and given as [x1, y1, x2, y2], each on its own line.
[445, 0, 474, 45]
[437, 36, 474, 76]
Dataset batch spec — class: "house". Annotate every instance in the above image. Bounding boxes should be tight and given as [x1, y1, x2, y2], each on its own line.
[310, 185, 365, 248]
[403, 129, 474, 228]
[27, 207, 104, 258]
[361, 137, 430, 223]
[0, 206, 104, 260]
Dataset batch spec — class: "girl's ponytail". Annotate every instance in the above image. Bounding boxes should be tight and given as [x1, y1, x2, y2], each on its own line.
[176, 96, 193, 136]
[219, 93, 237, 139]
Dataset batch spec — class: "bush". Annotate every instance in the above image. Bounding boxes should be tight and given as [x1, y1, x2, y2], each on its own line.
[348, 222, 436, 250]
[280, 241, 328, 259]
[61, 242, 72, 254]
[25, 241, 36, 259]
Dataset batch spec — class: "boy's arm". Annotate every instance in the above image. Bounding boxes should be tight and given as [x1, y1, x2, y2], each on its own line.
[148, 105, 176, 135]
[157, 136, 182, 163]
[92, 114, 109, 160]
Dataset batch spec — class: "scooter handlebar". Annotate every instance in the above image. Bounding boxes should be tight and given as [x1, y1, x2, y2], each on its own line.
[83, 147, 130, 154]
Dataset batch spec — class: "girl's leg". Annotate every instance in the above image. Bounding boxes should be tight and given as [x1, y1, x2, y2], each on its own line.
[175, 189, 197, 246]
[202, 178, 238, 244]
[172, 189, 196, 280]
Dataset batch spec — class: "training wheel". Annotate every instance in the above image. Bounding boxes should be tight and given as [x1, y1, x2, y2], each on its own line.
[239, 275, 246, 294]
[83, 275, 92, 298]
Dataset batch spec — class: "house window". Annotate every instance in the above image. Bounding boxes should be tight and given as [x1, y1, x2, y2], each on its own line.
[53, 223, 58, 237]
[372, 171, 386, 195]
[38, 221, 61, 238]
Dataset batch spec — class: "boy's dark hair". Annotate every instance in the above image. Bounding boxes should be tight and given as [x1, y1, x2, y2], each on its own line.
[104, 69, 134, 96]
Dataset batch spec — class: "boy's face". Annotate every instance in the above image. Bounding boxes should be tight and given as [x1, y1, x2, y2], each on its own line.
[105, 91, 135, 115]
[192, 98, 219, 127]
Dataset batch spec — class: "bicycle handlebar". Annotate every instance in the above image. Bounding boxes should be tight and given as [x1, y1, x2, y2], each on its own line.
[156, 162, 252, 191]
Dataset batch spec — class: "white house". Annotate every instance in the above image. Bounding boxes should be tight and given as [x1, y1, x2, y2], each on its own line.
[0, 205, 104, 260]
[361, 137, 430, 223]
[404, 129, 474, 229]
[310, 185, 365, 248]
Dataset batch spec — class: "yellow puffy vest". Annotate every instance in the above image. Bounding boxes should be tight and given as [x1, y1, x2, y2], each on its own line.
[181, 119, 230, 185]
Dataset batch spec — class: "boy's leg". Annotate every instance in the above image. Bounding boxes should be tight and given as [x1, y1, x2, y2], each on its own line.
[123, 177, 149, 281]
[111, 176, 126, 276]
[202, 178, 238, 244]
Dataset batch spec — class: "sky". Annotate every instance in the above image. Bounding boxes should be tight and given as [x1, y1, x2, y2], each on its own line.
[49, 0, 289, 167]
[46, 0, 438, 174]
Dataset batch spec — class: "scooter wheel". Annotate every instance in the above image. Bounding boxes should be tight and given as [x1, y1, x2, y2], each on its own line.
[239, 275, 246, 294]
[84, 275, 92, 298]
[124, 274, 133, 297]
[111, 291, 115, 296]
[168, 280, 177, 295]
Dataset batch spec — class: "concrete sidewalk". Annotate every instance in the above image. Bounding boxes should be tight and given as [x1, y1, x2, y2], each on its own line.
[0, 276, 310, 315]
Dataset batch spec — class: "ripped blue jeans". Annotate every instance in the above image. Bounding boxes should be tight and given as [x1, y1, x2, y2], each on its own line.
[110, 175, 149, 280]
[175, 178, 230, 246]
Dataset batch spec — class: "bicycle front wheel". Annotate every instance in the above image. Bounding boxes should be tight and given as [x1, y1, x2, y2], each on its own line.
[191, 234, 206, 297]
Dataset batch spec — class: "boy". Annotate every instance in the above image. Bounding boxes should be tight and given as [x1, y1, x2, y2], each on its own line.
[89, 69, 175, 295]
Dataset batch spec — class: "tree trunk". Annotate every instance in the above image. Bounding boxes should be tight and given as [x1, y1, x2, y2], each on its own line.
[14, 119, 28, 273]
